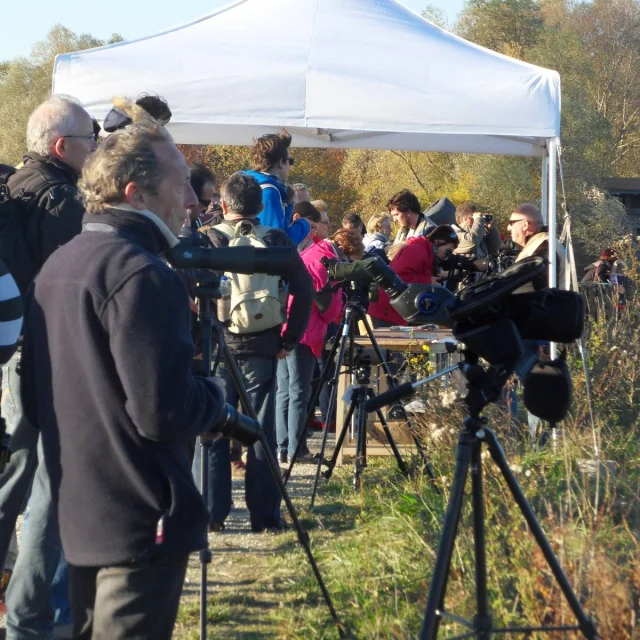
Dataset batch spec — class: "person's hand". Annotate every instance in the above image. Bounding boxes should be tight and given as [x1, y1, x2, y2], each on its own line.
[276, 349, 291, 360]
[285, 184, 295, 205]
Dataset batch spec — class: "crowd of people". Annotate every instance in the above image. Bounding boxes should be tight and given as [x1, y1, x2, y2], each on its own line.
[0, 91, 624, 640]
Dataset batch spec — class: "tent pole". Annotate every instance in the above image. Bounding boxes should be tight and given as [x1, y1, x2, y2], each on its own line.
[547, 138, 558, 359]
[541, 157, 549, 225]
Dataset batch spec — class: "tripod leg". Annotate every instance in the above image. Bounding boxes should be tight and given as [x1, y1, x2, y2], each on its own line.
[470, 437, 492, 638]
[353, 388, 368, 492]
[421, 429, 474, 640]
[198, 440, 213, 640]
[482, 428, 598, 640]
[322, 395, 358, 482]
[309, 309, 355, 507]
[257, 432, 344, 637]
[359, 311, 432, 467]
[370, 389, 409, 477]
[284, 325, 344, 484]
[220, 342, 344, 636]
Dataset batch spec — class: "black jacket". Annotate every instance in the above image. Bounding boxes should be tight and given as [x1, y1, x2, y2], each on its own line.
[7, 154, 85, 268]
[21, 208, 226, 566]
[205, 219, 314, 358]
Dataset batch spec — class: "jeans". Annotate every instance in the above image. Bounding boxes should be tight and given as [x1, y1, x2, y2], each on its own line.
[0, 353, 39, 571]
[6, 438, 71, 639]
[192, 356, 280, 530]
[276, 344, 316, 458]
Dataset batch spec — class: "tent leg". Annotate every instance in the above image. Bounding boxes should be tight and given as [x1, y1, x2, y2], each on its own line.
[547, 138, 558, 359]
[541, 157, 549, 225]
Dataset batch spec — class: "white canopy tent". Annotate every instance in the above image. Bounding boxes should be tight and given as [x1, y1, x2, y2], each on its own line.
[52, 0, 562, 292]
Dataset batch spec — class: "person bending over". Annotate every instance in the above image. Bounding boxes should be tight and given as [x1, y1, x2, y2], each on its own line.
[368, 225, 459, 328]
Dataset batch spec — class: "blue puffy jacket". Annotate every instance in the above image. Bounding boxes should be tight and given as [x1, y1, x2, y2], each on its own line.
[243, 170, 310, 245]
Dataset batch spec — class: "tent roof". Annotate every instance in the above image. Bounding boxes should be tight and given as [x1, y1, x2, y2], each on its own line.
[52, 0, 561, 157]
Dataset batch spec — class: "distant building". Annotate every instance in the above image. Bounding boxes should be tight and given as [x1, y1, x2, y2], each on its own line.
[603, 178, 640, 238]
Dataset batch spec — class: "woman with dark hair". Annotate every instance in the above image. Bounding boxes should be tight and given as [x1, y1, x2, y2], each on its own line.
[368, 224, 459, 327]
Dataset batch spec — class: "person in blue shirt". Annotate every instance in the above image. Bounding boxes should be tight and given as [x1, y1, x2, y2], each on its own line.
[244, 129, 310, 246]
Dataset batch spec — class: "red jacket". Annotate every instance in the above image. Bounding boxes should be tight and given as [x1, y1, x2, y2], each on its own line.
[368, 236, 434, 326]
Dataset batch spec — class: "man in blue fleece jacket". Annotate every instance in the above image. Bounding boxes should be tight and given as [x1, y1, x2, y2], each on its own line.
[244, 129, 310, 246]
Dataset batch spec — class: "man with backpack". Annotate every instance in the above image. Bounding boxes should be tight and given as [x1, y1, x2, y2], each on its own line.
[0, 94, 96, 639]
[244, 129, 311, 246]
[194, 172, 313, 533]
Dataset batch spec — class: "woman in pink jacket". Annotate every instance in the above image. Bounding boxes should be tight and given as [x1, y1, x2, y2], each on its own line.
[276, 237, 344, 464]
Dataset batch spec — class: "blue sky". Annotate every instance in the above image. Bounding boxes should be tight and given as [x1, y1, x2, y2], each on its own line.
[0, 0, 465, 62]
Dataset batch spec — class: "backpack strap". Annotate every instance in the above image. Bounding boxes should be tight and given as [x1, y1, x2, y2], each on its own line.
[212, 221, 235, 240]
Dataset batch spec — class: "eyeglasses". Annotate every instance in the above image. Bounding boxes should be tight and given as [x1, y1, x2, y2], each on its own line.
[64, 133, 98, 142]
[286, 157, 295, 166]
[507, 218, 526, 227]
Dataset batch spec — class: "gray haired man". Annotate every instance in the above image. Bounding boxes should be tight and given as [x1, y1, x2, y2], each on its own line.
[1, 94, 96, 639]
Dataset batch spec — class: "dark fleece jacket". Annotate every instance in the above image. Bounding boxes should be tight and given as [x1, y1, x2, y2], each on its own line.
[21, 208, 226, 566]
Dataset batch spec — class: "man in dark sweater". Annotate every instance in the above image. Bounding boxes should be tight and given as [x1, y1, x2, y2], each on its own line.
[192, 172, 313, 533]
[20, 123, 229, 640]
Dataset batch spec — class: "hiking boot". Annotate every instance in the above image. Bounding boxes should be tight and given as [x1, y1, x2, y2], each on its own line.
[209, 521, 226, 533]
[278, 450, 288, 464]
[296, 452, 319, 464]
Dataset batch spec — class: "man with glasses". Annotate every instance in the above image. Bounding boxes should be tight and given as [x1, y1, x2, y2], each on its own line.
[509, 203, 566, 289]
[509, 203, 566, 444]
[244, 129, 311, 245]
[2, 94, 96, 639]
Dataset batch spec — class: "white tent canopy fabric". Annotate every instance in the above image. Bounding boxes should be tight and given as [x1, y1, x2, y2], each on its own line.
[52, 0, 560, 157]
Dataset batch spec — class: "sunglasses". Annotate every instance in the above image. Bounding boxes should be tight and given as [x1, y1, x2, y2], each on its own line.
[507, 218, 526, 227]
[286, 157, 295, 166]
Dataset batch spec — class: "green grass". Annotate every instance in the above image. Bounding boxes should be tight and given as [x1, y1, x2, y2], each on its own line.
[176, 251, 640, 639]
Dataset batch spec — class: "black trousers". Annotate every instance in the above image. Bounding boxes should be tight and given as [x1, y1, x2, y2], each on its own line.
[69, 553, 189, 640]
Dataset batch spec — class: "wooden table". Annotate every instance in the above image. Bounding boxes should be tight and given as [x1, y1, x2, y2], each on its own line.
[334, 328, 458, 465]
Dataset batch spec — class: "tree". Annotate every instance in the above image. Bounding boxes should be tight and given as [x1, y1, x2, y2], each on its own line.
[421, 5, 449, 29]
[0, 26, 123, 166]
[456, 0, 543, 59]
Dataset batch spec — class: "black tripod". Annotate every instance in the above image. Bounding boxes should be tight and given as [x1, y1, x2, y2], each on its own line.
[283, 288, 435, 506]
[193, 273, 343, 639]
[421, 350, 598, 640]
[321, 351, 410, 493]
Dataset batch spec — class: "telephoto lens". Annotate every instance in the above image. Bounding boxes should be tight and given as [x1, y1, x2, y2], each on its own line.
[213, 404, 261, 446]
